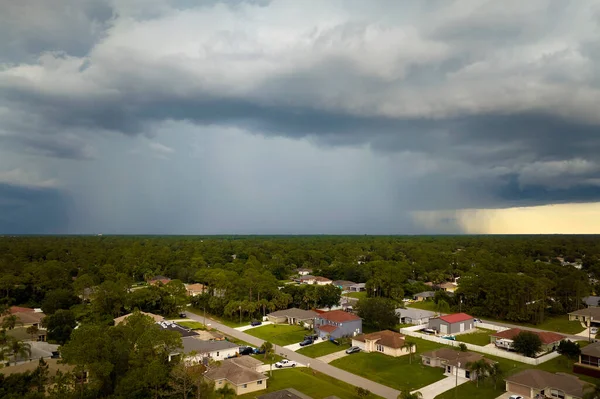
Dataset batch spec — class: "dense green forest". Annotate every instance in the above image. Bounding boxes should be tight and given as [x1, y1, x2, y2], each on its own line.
[0, 235, 598, 398]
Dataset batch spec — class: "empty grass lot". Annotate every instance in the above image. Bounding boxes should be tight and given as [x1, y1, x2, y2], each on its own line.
[434, 380, 503, 399]
[245, 324, 308, 346]
[408, 301, 438, 312]
[296, 341, 351, 358]
[330, 337, 446, 392]
[344, 291, 367, 300]
[238, 368, 375, 399]
[177, 321, 205, 330]
[456, 328, 495, 346]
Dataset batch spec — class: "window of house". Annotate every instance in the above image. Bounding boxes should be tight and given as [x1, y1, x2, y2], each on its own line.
[258, 380, 263, 385]
[425, 359, 430, 365]
[243, 384, 247, 388]
[550, 389, 565, 399]
[216, 352, 219, 357]
[376, 344, 384, 352]
[218, 381, 222, 385]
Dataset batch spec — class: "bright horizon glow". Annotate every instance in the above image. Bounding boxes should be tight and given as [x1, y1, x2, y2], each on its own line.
[413, 202, 600, 234]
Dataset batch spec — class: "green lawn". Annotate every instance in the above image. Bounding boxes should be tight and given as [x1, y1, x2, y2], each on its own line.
[434, 380, 504, 399]
[534, 315, 584, 335]
[246, 324, 309, 346]
[177, 321, 205, 330]
[456, 328, 495, 346]
[408, 301, 438, 312]
[296, 341, 351, 358]
[251, 353, 284, 364]
[238, 368, 376, 399]
[344, 291, 367, 300]
[330, 337, 447, 392]
[187, 307, 249, 328]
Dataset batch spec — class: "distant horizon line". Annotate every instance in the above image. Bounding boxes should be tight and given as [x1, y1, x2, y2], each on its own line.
[2, 233, 600, 237]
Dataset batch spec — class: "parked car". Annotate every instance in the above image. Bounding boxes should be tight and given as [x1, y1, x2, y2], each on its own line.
[239, 346, 255, 355]
[508, 395, 523, 399]
[179, 312, 187, 318]
[250, 320, 262, 326]
[253, 347, 265, 355]
[329, 338, 340, 345]
[441, 335, 456, 341]
[421, 328, 436, 335]
[274, 359, 297, 368]
[591, 327, 598, 335]
[299, 339, 313, 346]
[345, 346, 360, 354]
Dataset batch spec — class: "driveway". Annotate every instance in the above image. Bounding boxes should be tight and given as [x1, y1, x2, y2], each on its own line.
[256, 363, 305, 373]
[316, 349, 349, 363]
[284, 342, 303, 351]
[185, 310, 401, 399]
[495, 393, 516, 399]
[236, 321, 273, 332]
[412, 375, 469, 399]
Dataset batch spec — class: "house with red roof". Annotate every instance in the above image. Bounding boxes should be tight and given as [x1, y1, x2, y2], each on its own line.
[428, 313, 474, 335]
[314, 310, 362, 339]
[490, 328, 565, 353]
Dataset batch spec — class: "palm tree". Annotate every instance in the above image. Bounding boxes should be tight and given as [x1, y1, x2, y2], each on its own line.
[260, 341, 275, 376]
[216, 385, 236, 398]
[466, 359, 490, 388]
[1, 314, 19, 331]
[401, 341, 417, 364]
[26, 325, 40, 341]
[10, 339, 31, 365]
[398, 391, 423, 399]
[488, 362, 503, 389]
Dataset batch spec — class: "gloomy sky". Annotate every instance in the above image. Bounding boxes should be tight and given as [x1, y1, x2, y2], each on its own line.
[2, 0, 600, 234]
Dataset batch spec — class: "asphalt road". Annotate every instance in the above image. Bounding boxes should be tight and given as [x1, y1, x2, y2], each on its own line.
[479, 318, 589, 342]
[184, 311, 401, 399]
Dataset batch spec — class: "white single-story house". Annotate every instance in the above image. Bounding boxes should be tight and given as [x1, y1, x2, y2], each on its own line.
[352, 330, 411, 357]
[204, 359, 268, 396]
[421, 348, 494, 381]
[395, 308, 436, 325]
[267, 308, 318, 326]
[170, 337, 240, 363]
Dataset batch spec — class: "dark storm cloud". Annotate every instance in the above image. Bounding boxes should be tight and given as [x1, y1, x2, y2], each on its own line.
[0, 183, 71, 234]
[1, 0, 600, 224]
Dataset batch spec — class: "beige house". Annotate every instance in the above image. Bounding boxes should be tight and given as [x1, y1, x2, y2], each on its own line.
[298, 275, 332, 285]
[351, 330, 411, 357]
[267, 308, 318, 326]
[184, 283, 206, 296]
[439, 282, 458, 293]
[204, 360, 268, 395]
[421, 348, 494, 381]
[505, 369, 592, 399]
[568, 307, 600, 326]
[1, 309, 45, 330]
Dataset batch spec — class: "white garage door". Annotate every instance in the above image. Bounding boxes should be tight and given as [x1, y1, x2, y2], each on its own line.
[440, 324, 448, 334]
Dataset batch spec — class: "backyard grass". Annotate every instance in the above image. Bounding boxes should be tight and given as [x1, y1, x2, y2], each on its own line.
[251, 353, 284, 364]
[534, 315, 585, 335]
[296, 341, 351, 358]
[408, 301, 438, 312]
[177, 321, 205, 330]
[238, 368, 374, 399]
[187, 307, 249, 328]
[344, 291, 367, 300]
[456, 328, 495, 346]
[246, 324, 309, 346]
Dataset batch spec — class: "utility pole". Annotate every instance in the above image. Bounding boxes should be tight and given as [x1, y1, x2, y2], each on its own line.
[204, 305, 206, 326]
[239, 305, 242, 325]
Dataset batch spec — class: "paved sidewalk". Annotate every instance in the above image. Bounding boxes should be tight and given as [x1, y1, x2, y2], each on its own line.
[284, 342, 303, 351]
[316, 349, 349, 363]
[256, 363, 305, 373]
[413, 375, 469, 399]
[236, 321, 273, 331]
[185, 310, 401, 399]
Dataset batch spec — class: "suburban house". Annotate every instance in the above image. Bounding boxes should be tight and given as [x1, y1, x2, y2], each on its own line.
[314, 310, 362, 339]
[568, 307, 600, 327]
[148, 275, 171, 286]
[351, 330, 411, 357]
[395, 308, 436, 325]
[267, 308, 318, 326]
[347, 283, 366, 292]
[428, 313, 474, 335]
[1, 308, 45, 330]
[505, 369, 592, 399]
[420, 347, 494, 381]
[114, 311, 165, 325]
[413, 291, 436, 301]
[157, 320, 199, 337]
[0, 358, 73, 378]
[184, 283, 206, 296]
[575, 341, 600, 378]
[296, 268, 313, 276]
[6, 325, 47, 342]
[490, 328, 564, 353]
[582, 296, 600, 307]
[204, 359, 268, 395]
[171, 336, 240, 363]
[439, 282, 458, 293]
[298, 275, 332, 285]
[227, 356, 264, 372]
[332, 280, 357, 291]
[258, 388, 313, 399]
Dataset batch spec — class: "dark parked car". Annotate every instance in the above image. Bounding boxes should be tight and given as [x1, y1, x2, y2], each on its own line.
[345, 346, 360, 354]
[304, 334, 318, 341]
[253, 347, 265, 354]
[250, 320, 262, 326]
[179, 312, 187, 318]
[299, 339, 313, 347]
[239, 346, 255, 355]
